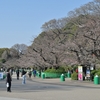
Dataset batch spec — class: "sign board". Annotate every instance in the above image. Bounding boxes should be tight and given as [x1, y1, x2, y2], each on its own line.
[0, 72, 3, 79]
[86, 69, 90, 78]
[78, 73, 83, 80]
[78, 66, 83, 73]
[78, 66, 83, 80]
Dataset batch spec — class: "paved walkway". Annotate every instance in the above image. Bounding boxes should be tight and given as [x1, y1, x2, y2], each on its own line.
[30, 74, 95, 87]
[0, 72, 100, 100]
[12, 72, 95, 87]
[0, 97, 26, 100]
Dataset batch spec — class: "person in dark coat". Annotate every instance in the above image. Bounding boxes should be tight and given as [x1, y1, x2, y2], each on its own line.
[6, 69, 12, 92]
[16, 69, 20, 80]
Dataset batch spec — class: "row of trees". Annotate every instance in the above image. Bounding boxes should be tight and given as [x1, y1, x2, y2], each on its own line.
[26, 0, 100, 69]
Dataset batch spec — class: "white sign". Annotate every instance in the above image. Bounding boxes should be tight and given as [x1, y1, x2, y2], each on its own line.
[78, 66, 83, 73]
[0, 72, 3, 79]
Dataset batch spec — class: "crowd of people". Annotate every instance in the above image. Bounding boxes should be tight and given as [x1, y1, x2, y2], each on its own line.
[4, 68, 37, 92]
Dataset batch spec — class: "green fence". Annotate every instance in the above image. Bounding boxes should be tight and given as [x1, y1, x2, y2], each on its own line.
[41, 72, 67, 78]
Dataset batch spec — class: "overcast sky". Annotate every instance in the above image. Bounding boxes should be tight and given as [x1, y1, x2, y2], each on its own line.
[0, 0, 93, 48]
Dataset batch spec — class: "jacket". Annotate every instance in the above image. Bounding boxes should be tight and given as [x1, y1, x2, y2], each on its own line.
[6, 72, 12, 83]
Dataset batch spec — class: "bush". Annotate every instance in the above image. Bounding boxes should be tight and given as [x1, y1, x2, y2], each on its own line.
[95, 70, 100, 77]
[56, 67, 66, 73]
[71, 72, 78, 80]
[45, 68, 56, 73]
[44, 67, 65, 73]
[73, 65, 78, 71]
[91, 70, 98, 75]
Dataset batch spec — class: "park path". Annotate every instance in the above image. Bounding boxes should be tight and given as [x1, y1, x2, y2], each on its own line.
[0, 72, 100, 100]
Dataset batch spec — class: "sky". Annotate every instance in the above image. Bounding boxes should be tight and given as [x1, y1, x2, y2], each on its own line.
[0, 0, 93, 48]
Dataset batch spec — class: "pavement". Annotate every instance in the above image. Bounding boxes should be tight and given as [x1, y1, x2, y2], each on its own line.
[0, 72, 100, 100]
[12, 72, 96, 88]
[30, 73, 96, 87]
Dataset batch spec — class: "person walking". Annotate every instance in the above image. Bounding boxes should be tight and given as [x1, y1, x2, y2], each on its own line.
[33, 69, 36, 77]
[28, 70, 32, 78]
[16, 69, 20, 80]
[10, 68, 13, 76]
[6, 69, 12, 92]
[21, 69, 26, 84]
